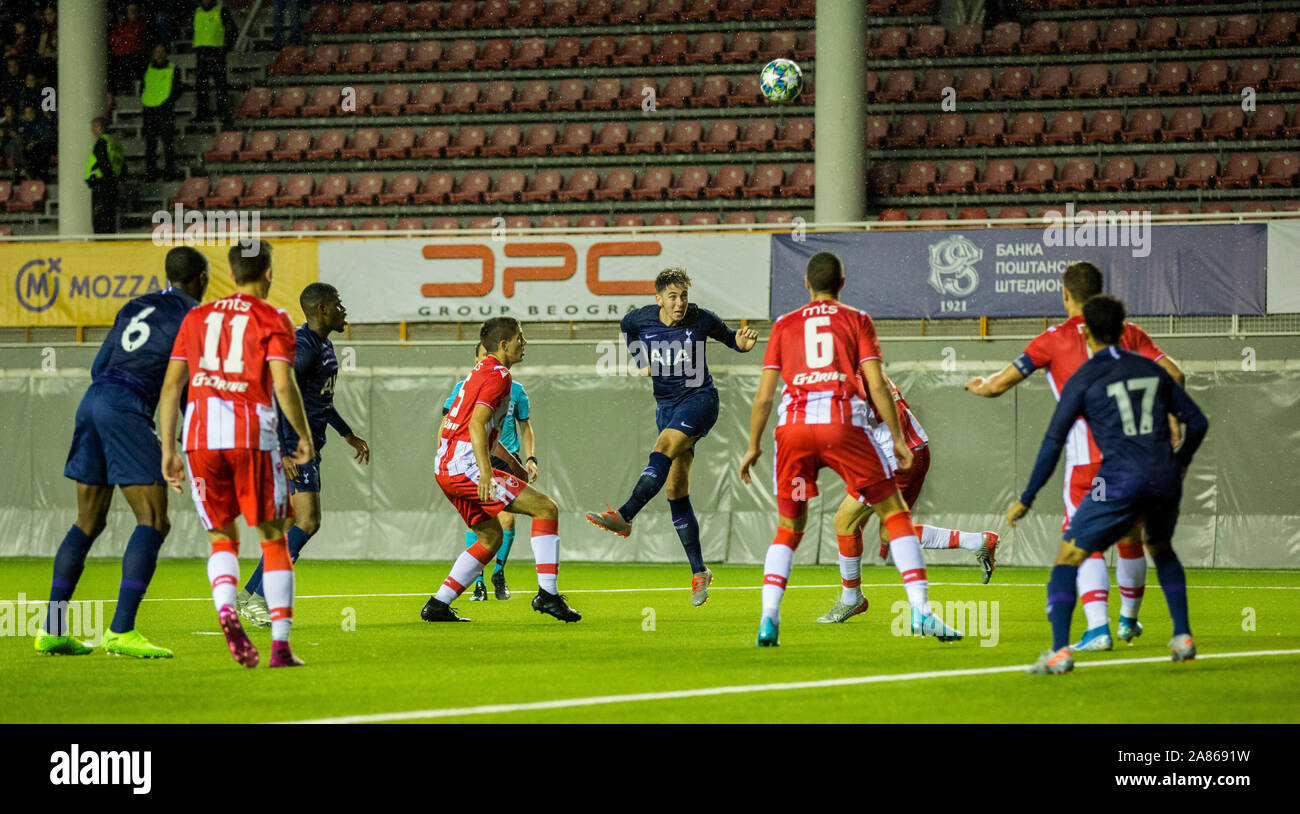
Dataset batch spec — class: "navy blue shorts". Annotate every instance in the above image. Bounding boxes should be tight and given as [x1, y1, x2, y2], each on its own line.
[285, 453, 322, 495]
[656, 389, 720, 443]
[1066, 489, 1181, 553]
[64, 384, 163, 487]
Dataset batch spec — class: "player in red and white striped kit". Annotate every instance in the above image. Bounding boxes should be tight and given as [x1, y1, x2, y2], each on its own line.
[966, 261, 1185, 651]
[159, 243, 315, 668]
[865, 375, 1000, 584]
[739, 251, 962, 645]
[421, 316, 580, 624]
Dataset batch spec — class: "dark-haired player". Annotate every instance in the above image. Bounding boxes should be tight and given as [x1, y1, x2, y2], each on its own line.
[965, 261, 1185, 651]
[422, 317, 579, 624]
[1011, 295, 1208, 674]
[37, 247, 209, 659]
[586, 268, 758, 606]
[159, 243, 315, 668]
[237, 282, 369, 627]
[740, 251, 961, 645]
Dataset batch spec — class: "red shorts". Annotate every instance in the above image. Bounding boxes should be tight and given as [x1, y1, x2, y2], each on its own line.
[773, 422, 897, 506]
[436, 468, 528, 528]
[185, 448, 290, 531]
[895, 443, 931, 507]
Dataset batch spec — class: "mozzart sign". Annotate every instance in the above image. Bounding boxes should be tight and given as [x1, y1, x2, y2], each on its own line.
[317, 234, 772, 322]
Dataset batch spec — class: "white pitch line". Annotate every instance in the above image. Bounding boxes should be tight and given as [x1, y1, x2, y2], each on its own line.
[5, 581, 1297, 606]
[3, 581, 1298, 606]
[276, 648, 1300, 724]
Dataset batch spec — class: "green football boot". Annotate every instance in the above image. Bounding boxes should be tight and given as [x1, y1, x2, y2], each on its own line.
[34, 628, 93, 656]
[102, 629, 173, 659]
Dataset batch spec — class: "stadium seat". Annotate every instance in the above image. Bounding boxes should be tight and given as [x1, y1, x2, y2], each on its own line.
[620, 77, 658, 110]
[1240, 202, 1275, 214]
[725, 211, 758, 225]
[626, 121, 667, 154]
[915, 208, 949, 222]
[294, 86, 333, 117]
[935, 160, 976, 193]
[1055, 157, 1095, 191]
[735, 119, 776, 152]
[1096, 156, 1136, 190]
[308, 174, 349, 207]
[578, 35, 617, 68]
[306, 129, 347, 161]
[590, 122, 630, 155]
[442, 82, 480, 115]
[1199, 203, 1233, 216]
[482, 124, 523, 157]
[908, 25, 947, 58]
[474, 0, 511, 28]
[870, 27, 909, 58]
[235, 87, 272, 118]
[512, 80, 550, 112]
[342, 174, 385, 206]
[339, 42, 375, 73]
[1187, 60, 1228, 94]
[663, 120, 703, 153]
[1070, 64, 1108, 97]
[203, 176, 243, 208]
[761, 211, 795, 225]
[1157, 203, 1192, 215]
[447, 171, 491, 204]
[1021, 20, 1059, 54]
[376, 128, 415, 160]
[339, 2, 375, 32]
[993, 66, 1032, 99]
[865, 115, 890, 148]
[721, 31, 761, 62]
[552, 123, 593, 155]
[511, 124, 553, 159]
[1110, 63, 1148, 96]
[699, 119, 737, 152]
[1012, 159, 1056, 192]
[958, 68, 993, 100]
[650, 33, 689, 65]
[945, 24, 982, 56]
[536, 214, 571, 229]
[377, 173, 421, 205]
[895, 161, 938, 194]
[372, 84, 410, 116]
[867, 162, 898, 197]
[692, 75, 730, 108]
[1163, 108, 1204, 142]
[1099, 18, 1137, 51]
[647, 0, 686, 23]
[1123, 108, 1164, 142]
[323, 219, 353, 232]
[520, 170, 563, 203]
[445, 126, 487, 158]
[696, 164, 741, 199]
[1218, 154, 1259, 188]
[302, 44, 341, 75]
[508, 37, 546, 70]
[685, 212, 719, 226]
[1258, 153, 1299, 187]
[592, 168, 636, 201]
[886, 114, 929, 148]
[1227, 58, 1270, 93]
[204, 131, 242, 162]
[1133, 156, 1177, 189]
[575, 0, 614, 25]
[632, 166, 676, 199]
[410, 126, 450, 159]
[739, 164, 782, 198]
[375, 2, 408, 31]
[1004, 112, 1045, 145]
[406, 83, 444, 115]
[273, 174, 314, 207]
[780, 163, 814, 197]
[1061, 19, 1099, 52]
[406, 41, 442, 72]
[268, 45, 306, 75]
[413, 173, 455, 205]
[582, 77, 623, 110]
[289, 220, 319, 232]
[1028, 65, 1070, 99]
[665, 163, 707, 197]
[929, 114, 967, 147]
[483, 171, 526, 203]
[435, 39, 474, 72]
[994, 206, 1029, 220]
[965, 113, 1005, 147]
[1273, 57, 1300, 91]
[876, 70, 916, 103]
[1177, 17, 1217, 49]
[1287, 107, 1300, 138]
[235, 130, 275, 162]
[612, 214, 645, 228]
[443, 0, 478, 28]
[764, 29, 798, 60]
[258, 221, 284, 232]
[306, 4, 342, 33]
[1145, 61, 1188, 95]
[983, 22, 1020, 55]
[170, 177, 209, 208]
[878, 209, 909, 222]
[341, 128, 381, 160]
[725, 75, 763, 107]
[1259, 12, 1298, 46]
[371, 41, 408, 73]
[657, 76, 694, 108]
[1135, 16, 1176, 50]
[268, 86, 306, 117]
[914, 68, 955, 102]
[1202, 107, 1244, 140]
[1043, 110, 1083, 144]
[557, 169, 600, 201]
[956, 207, 990, 221]
[573, 214, 605, 228]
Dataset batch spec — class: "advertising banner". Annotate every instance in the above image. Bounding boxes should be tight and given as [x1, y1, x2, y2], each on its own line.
[770, 222, 1267, 318]
[319, 234, 772, 322]
[1267, 219, 1300, 314]
[3, 240, 320, 326]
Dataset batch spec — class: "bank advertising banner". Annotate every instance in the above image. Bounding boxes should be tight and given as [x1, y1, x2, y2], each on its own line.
[1267, 219, 1300, 314]
[770, 223, 1268, 319]
[3, 240, 320, 326]
[318, 234, 772, 322]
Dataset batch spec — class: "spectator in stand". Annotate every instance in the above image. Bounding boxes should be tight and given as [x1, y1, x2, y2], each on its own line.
[0, 58, 23, 111]
[4, 20, 32, 61]
[271, 0, 302, 49]
[109, 3, 152, 96]
[1, 103, 20, 174]
[35, 6, 55, 82]
[86, 116, 125, 234]
[18, 103, 54, 182]
[140, 43, 181, 180]
[190, 0, 235, 129]
[20, 71, 43, 113]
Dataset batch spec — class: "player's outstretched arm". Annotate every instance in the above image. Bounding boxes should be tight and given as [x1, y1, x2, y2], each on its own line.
[739, 368, 781, 484]
[270, 360, 315, 465]
[965, 363, 1025, 398]
[158, 359, 189, 493]
[862, 360, 913, 471]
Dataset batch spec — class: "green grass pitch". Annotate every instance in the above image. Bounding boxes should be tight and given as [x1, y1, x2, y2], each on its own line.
[3, 558, 1298, 723]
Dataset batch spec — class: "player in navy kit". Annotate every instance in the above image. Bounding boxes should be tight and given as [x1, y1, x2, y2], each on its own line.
[586, 268, 757, 605]
[237, 282, 369, 626]
[1008, 296, 1209, 674]
[37, 247, 209, 659]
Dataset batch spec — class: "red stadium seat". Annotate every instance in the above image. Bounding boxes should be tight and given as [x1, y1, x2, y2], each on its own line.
[612, 0, 653, 24]
[974, 160, 1017, 193]
[1028, 65, 1070, 99]
[1217, 14, 1257, 47]
[868, 162, 899, 197]
[878, 209, 909, 222]
[956, 207, 990, 221]
[907, 24, 947, 57]
[374, 2, 408, 31]
[407, 2, 442, 30]
[306, 129, 346, 160]
[739, 164, 783, 198]
[1259, 153, 1299, 187]
[1135, 16, 1176, 50]
[444, 0, 477, 29]
[235, 130, 275, 162]
[685, 212, 719, 226]
[717, 0, 755, 22]
[290, 220, 320, 232]
[439, 39, 477, 71]
[993, 66, 1032, 99]
[666, 166, 708, 200]
[915, 208, 949, 222]
[945, 24, 982, 56]
[578, 35, 617, 68]
[935, 160, 977, 193]
[483, 170, 526, 204]
[341, 128, 381, 160]
[1110, 63, 1148, 96]
[876, 70, 915, 103]
[699, 119, 737, 152]
[693, 75, 730, 108]
[1259, 12, 1298, 46]
[1096, 156, 1136, 190]
[170, 177, 209, 208]
[377, 173, 420, 205]
[296, 85, 334, 117]
[575, 0, 614, 25]
[914, 68, 955, 102]
[994, 207, 1029, 220]
[870, 27, 909, 58]
[865, 115, 890, 148]
[372, 41, 407, 73]
[886, 114, 929, 148]
[1174, 154, 1217, 189]
[1133, 156, 1177, 189]
[520, 170, 563, 203]
[268, 86, 306, 117]
[204, 131, 242, 162]
[1043, 110, 1084, 144]
[1202, 107, 1244, 141]
[1099, 18, 1137, 51]
[477, 81, 514, 113]
[957, 67, 991, 100]
[1011, 159, 1055, 192]
[413, 173, 454, 205]
[1157, 204, 1193, 216]
[339, 42, 375, 73]
[983, 22, 1020, 55]
[1218, 154, 1259, 189]
[268, 45, 306, 75]
[447, 171, 491, 204]
[613, 34, 654, 66]
[1021, 20, 1060, 54]
[1273, 57, 1300, 91]
[620, 77, 658, 110]
[965, 113, 1005, 146]
[1003, 112, 1045, 145]
[405, 83, 443, 115]
[518, 123, 559, 156]
[306, 4, 342, 33]
[482, 124, 522, 157]
[441, 82, 480, 115]
[1070, 64, 1108, 97]
[780, 163, 814, 197]
[308, 174, 349, 207]
[575, 214, 607, 228]
[735, 119, 776, 152]
[1177, 17, 1217, 49]
[511, 80, 549, 113]
[582, 77, 623, 110]
[663, 120, 703, 153]
[410, 126, 450, 159]
[724, 212, 758, 225]
[376, 127, 415, 160]
[1055, 157, 1095, 191]
[405, 40, 441, 72]
[1227, 59, 1270, 93]
[536, 214, 571, 229]
[894, 161, 938, 195]
[1163, 108, 1204, 142]
[1061, 19, 1099, 52]
[725, 75, 763, 107]
[1187, 60, 1228, 94]
[650, 33, 689, 65]
[764, 29, 798, 60]
[553, 123, 593, 155]
[612, 214, 645, 228]
[445, 125, 487, 158]
[626, 121, 666, 154]
[323, 218, 353, 231]
[589, 121, 630, 155]
[342, 173, 384, 206]
[543, 37, 582, 68]
[473, 0, 510, 28]
[659, 76, 695, 108]
[592, 168, 636, 201]
[557, 169, 600, 201]
[302, 44, 341, 75]
[1287, 107, 1300, 138]
[647, 0, 686, 23]
[273, 174, 313, 207]
[929, 114, 967, 147]
[632, 166, 676, 200]
[473, 39, 512, 70]
[1145, 62, 1188, 95]
[235, 87, 272, 118]
[1122, 108, 1164, 142]
[357, 219, 388, 232]
[203, 176, 243, 208]
[339, 2, 375, 32]
[509, 38, 547, 69]
[705, 164, 747, 198]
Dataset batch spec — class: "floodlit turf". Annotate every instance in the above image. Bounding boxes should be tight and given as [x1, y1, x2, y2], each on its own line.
[2, 558, 1298, 724]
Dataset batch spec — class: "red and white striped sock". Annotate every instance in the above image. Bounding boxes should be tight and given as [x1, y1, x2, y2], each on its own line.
[917, 525, 984, 552]
[1116, 541, 1146, 618]
[761, 527, 803, 625]
[530, 517, 559, 595]
[260, 537, 294, 643]
[207, 539, 240, 613]
[836, 531, 863, 604]
[434, 541, 492, 604]
[1077, 553, 1110, 630]
[885, 511, 929, 612]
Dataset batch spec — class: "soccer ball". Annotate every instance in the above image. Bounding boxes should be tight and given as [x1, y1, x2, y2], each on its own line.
[760, 58, 804, 104]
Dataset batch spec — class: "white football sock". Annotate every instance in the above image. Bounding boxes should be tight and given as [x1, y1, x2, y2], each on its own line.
[530, 523, 560, 595]
[1116, 552, 1147, 619]
[207, 550, 238, 612]
[1077, 555, 1110, 630]
[889, 531, 929, 612]
[838, 554, 862, 604]
[762, 541, 795, 625]
[917, 525, 984, 552]
[262, 569, 294, 643]
[434, 544, 490, 604]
